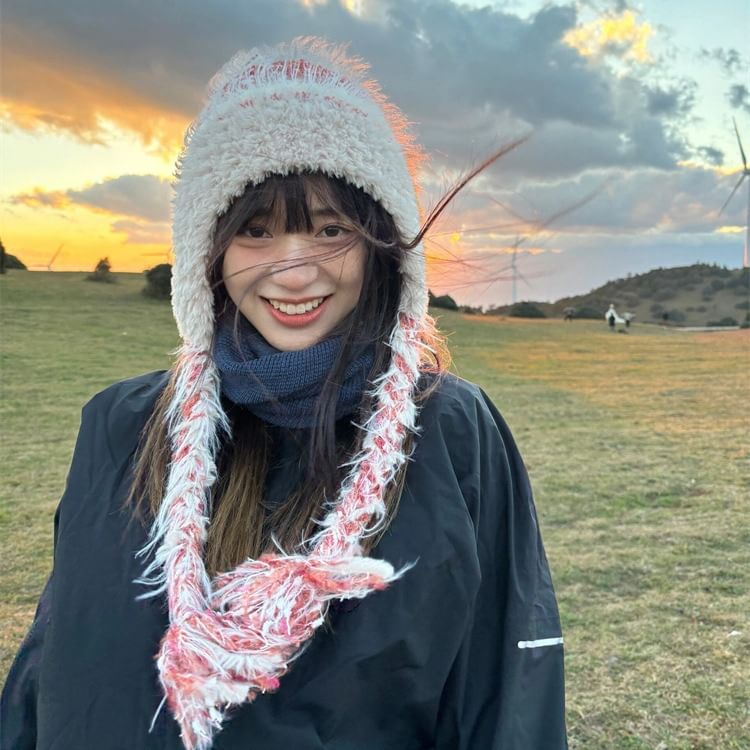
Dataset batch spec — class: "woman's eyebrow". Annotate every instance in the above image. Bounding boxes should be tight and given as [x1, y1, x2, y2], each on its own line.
[310, 208, 341, 219]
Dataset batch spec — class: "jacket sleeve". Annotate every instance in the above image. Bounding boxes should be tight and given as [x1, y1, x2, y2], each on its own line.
[0, 401, 93, 750]
[434, 386, 567, 750]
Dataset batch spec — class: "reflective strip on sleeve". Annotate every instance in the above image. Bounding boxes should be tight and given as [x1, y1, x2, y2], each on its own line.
[517, 637, 564, 649]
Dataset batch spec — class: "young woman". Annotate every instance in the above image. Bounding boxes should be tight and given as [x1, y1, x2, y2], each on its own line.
[1, 38, 567, 749]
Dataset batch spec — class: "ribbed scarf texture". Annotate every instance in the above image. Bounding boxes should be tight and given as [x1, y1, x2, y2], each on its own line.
[212, 312, 376, 428]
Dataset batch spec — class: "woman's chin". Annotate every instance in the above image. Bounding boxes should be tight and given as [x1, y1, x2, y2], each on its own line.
[254, 322, 327, 352]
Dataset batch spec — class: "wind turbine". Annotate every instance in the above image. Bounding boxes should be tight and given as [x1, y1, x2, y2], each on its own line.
[490, 198, 535, 304]
[29, 243, 64, 271]
[46, 243, 64, 271]
[720, 118, 750, 269]
[509, 240, 533, 304]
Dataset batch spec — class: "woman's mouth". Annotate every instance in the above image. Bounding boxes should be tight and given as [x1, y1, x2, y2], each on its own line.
[262, 295, 331, 327]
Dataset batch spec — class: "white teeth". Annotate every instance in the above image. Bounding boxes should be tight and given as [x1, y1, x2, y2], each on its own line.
[268, 296, 326, 315]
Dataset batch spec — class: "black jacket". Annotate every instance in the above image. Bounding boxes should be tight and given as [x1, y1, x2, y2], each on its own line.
[1, 370, 567, 749]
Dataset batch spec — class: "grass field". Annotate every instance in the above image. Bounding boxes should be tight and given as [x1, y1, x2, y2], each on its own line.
[2, 270, 748, 748]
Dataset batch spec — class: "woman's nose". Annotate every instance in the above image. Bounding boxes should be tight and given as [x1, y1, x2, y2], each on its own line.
[269, 234, 320, 288]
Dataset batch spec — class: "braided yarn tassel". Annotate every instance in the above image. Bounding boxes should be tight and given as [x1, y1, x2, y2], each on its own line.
[137, 313, 425, 749]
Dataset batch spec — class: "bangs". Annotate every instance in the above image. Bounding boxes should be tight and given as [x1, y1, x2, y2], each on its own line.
[245, 172, 361, 233]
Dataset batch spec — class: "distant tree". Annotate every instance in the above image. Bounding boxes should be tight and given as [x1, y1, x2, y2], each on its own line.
[458, 304, 483, 315]
[726, 269, 749, 291]
[0, 237, 5, 275]
[666, 308, 686, 323]
[653, 286, 677, 302]
[143, 263, 172, 300]
[509, 301, 546, 318]
[86, 256, 116, 284]
[430, 294, 458, 311]
[707, 317, 738, 327]
[573, 306, 603, 319]
[650, 302, 665, 316]
[8, 255, 26, 269]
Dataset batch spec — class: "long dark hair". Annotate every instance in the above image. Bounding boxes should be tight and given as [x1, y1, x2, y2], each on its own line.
[125, 144, 521, 575]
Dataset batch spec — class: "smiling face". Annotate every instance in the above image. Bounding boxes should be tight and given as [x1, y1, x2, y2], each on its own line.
[221, 178, 367, 352]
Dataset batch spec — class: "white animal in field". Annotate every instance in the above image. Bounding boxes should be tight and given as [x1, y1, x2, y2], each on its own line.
[604, 304, 625, 325]
[605, 304, 629, 331]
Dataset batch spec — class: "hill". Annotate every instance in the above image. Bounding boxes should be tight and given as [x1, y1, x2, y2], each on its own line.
[489, 263, 750, 326]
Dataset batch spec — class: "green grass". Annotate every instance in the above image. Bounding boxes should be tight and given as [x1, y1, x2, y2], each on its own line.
[2, 270, 749, 748]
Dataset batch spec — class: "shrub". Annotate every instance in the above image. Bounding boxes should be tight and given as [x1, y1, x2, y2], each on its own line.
[666, 308, 686, 323]
[727, 271, 749, 291]
[572, 306, 602, 319]
[430, 294, 458, 310]
[710, 278, 725, 291]
[653, 286, 677, 302]
[735, 300, 750, 310]
[142, 263, 172, 300]
[650, 303, 665, 315]
[509, 301, 546, 318]
[86, 257, 115, 283]
[706, 316, 738, 327]
[3, 253, 27, 270]
[701, 284, 714, 297]
[696, 305, 707, 313]
[685, 306, 695, 312]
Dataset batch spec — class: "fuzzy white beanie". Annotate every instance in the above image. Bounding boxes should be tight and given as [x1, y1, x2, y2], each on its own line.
[133, 37, 431, 750]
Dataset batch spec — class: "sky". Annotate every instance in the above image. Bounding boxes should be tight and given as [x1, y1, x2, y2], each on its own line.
[1, 0, 748, 306]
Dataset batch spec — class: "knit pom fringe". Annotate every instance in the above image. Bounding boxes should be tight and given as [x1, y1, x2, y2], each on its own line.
[135, 313, 427, 749]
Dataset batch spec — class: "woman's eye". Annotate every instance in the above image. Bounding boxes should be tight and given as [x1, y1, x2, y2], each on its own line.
[242, 226, 269, 239]
[319, 225, 349, 238]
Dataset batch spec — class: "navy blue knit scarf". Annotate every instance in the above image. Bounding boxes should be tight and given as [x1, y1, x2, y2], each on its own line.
[212, 311, 375, 428]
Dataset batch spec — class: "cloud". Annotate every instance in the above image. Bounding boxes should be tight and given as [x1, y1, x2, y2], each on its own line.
[644, 80, 696, 118]
[727, 84, 750, 114]
[68, 175, 171, 221]
[697, 146, 724, 167]
[562, 9, 654, 63]
[430, 163, 746, 240]
[699, 47, 745, 76]
[10, 174, 171, 222]
[1, 0, 690, 179]
[110, 218, 170, 245]
[10, 187, 71, 209]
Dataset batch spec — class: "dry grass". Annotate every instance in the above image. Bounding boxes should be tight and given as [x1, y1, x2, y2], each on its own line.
[2, 272, 748, 748]
[442, 312, 749, 749]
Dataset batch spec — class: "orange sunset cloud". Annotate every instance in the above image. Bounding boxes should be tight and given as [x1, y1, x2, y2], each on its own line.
[563, 10, 654, 63]
[1, 25, 188, 159]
